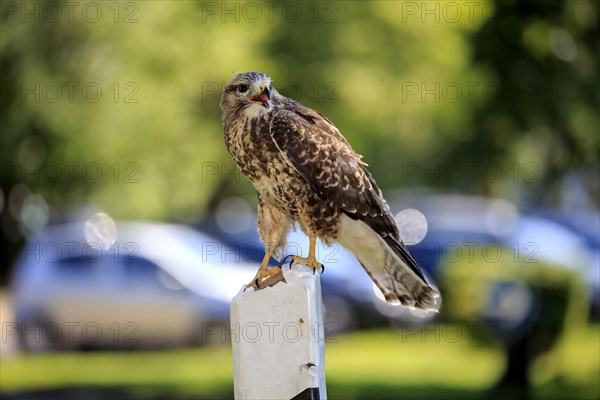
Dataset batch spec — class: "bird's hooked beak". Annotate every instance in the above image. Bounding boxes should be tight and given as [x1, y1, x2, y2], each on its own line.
[249, 83, 270, 108]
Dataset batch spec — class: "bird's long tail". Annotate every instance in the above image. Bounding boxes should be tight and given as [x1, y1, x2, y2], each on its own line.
[336, 214, 440, 312]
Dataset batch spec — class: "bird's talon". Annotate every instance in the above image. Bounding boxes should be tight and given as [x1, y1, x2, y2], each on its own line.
[245, 266, 286, 291]
[282, 254, 295, 269]
[311, 264, 324, 275]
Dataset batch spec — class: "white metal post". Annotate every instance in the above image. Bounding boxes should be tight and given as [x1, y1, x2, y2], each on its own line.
[230, 264, 327, 400]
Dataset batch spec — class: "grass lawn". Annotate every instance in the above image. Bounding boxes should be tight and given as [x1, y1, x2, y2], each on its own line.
[1, 325, 598, 399]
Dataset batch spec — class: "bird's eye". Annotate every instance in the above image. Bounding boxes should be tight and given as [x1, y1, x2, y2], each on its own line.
[238, 84, 249, 93]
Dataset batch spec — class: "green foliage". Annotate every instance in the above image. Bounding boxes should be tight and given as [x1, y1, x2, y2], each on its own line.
[1, 1, 270, 220]
[463, 0, 599, 204]
[1, 0, 597, 271]
[2, 0, 596, 222]
[440, 245, 588, 327]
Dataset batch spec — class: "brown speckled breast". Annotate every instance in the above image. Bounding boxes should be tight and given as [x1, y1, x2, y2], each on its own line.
[224, 112, 340, 241]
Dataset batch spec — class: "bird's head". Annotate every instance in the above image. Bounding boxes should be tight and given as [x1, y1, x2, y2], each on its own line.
[220, 72, 274, 117]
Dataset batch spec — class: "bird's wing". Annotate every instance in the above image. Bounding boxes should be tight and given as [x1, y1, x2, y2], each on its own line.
[269, 103, 427, 283]
[269, 105, 390, 228]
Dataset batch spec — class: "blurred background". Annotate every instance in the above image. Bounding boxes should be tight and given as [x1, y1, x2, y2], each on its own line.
[1, 0, 598, 399]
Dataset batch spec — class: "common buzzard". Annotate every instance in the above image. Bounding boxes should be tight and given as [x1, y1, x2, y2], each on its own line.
[220, 72, 439, 311]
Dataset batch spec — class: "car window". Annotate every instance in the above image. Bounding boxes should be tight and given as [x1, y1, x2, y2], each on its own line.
[174, 228, 240, 266]
[56, 256, 99, 276]
[121, 256, 187, 291]
[122, 256, 157, 276]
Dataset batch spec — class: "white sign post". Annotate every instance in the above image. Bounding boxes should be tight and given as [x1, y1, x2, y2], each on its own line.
[230, 264, 327, 400]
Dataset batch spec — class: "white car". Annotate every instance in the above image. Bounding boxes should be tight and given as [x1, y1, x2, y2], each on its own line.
[10, 221, 256, 351]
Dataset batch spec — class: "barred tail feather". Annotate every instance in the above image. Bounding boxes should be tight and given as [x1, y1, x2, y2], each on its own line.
[336, 214, 440, 312]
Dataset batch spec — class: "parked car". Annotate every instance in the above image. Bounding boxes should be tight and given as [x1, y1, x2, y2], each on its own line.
[10, 220, 256, 351]
[202, 194, 599, 332]
[394, 193, 598, 315]
[525, 209, 600, 316]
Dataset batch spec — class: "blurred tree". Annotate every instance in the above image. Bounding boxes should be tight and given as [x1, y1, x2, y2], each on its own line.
[1, 0, 597, 283]
[440, 246, 589, 399]
[459, 0, 599, 207]
[264, 1, 492, 191]
[1, 1, 274, 278]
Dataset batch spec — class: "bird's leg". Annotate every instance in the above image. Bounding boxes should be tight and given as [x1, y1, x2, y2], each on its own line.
[245, 250, 286, 290]
[290, 235, 325, 274]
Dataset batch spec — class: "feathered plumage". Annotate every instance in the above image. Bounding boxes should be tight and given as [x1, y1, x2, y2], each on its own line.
[220, 72, 439, 311]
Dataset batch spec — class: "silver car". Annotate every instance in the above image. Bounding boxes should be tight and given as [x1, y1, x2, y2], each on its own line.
[9, 221, 256, 351]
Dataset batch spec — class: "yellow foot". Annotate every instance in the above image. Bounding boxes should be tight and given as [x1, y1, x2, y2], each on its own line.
[245, 266, 286, 290]
[283, 255, 325, 274]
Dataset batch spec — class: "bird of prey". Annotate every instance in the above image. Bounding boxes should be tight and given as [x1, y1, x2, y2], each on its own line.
[220, 72, 439, 311]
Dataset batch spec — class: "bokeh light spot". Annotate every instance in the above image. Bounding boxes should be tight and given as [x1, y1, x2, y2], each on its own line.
[394, 208, 428, 245]
[85, 212, 117, 250]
